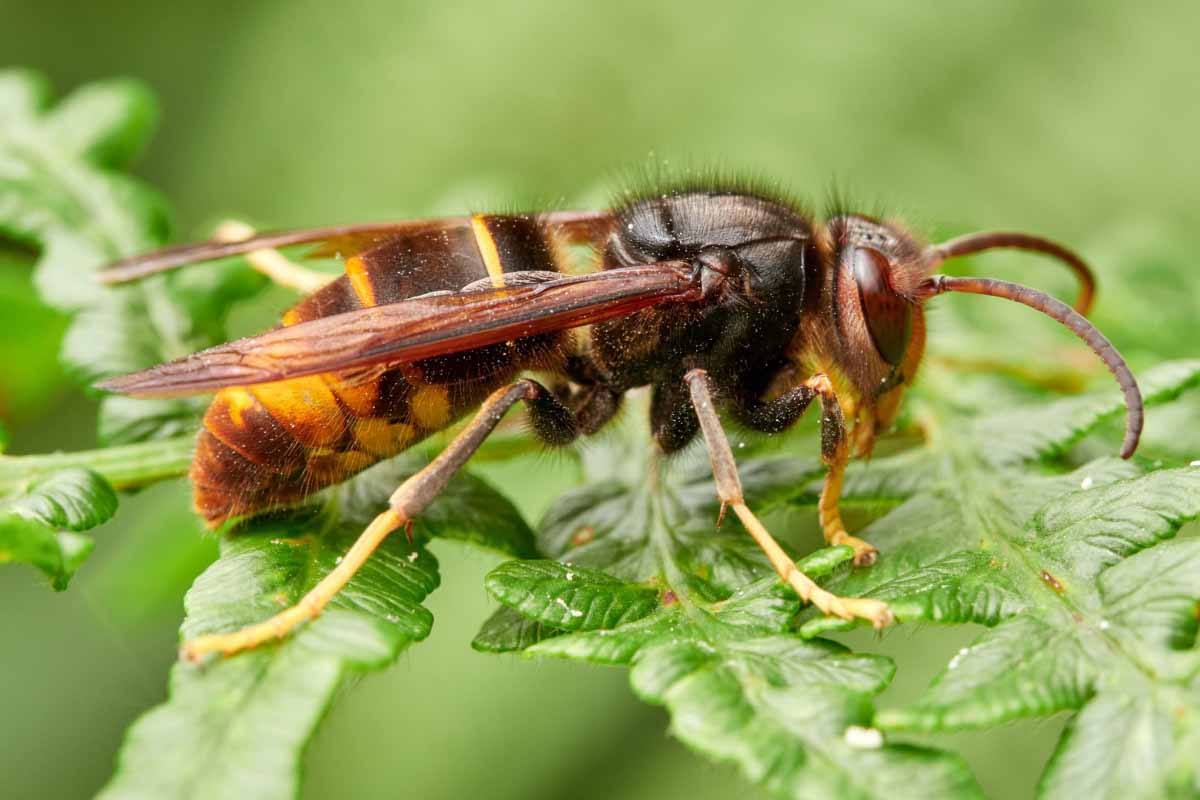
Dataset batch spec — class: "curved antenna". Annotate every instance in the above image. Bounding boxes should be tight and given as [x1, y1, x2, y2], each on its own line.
[927, 232, 1096, 316]
[925, 274, 1143, 458]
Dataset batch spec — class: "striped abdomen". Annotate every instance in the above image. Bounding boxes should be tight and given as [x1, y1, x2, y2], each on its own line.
[191, 214, 574, 526]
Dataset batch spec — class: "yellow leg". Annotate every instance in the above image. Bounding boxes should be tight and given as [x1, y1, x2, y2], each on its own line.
[732, 503, 890, 627]
[181, 381, 551, 661]
[684, 370, 892, 629]
[804, 375, 878, 567]
[181, 509, 404, 660]
[213, 220, 332, 294]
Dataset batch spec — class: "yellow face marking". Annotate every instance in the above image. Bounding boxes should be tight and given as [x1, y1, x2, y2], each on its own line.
[470, 215, 506, 288]
[281, 308, 302, 326]
[410, 383, 452, 429]
[345, 255, 377, 306]
[251, 375, 345, 448]
[353, 418, 417, 456]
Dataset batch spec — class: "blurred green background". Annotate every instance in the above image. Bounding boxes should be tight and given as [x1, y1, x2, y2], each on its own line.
[1, 1, 1197, 798]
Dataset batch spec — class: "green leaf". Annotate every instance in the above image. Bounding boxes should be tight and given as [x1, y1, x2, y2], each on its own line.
[479, 406, 983, 798]
[40, 77, 157, 170]
[0, 245, 70, 422]
[471, 605, 562, 653]
[0, 69, 267, 444]
[631, 636, 982, 800]
[0, 70, 263, 592]
[1036, 541, 1200, 799]
[334, 454, 538, 558]
[0, 71, 201, 592]
[799, 360, 1200, 634]
[101, 526, 436, 800]
[101, 455, 533, 800]
[0, 467, 116, 589]
[970, 357, 1200, 467]
[480, 359, 1200, 799]
[773, 362, 1200, 798]
[485, 559, 660, 630]
[0, 69, 166, 309]
[1038, 675, 1200, 800]
[1037, 536, 1200, 800]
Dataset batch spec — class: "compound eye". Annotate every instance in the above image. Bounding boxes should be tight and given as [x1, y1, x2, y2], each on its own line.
[852, 247, 912, 367]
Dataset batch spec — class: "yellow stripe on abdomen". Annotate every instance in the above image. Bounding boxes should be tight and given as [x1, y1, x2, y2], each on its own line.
[250, 375, 346, 448]
[345, 255, 377, 306]
[471, 214, 506, 288]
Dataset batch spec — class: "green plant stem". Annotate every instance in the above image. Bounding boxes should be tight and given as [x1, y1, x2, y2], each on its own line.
[0, 435, 194, 493]
[0, 422, 551, 498]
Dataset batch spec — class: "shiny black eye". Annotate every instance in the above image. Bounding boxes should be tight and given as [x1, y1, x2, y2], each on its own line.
[852, 247, 912, 366]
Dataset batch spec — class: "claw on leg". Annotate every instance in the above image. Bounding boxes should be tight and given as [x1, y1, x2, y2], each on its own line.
[819, 462, 878, 567]
[805, 374, 880, 569]
[731, 503, 893, 629]
[181, 380, 567, 662]
[829, 531, 879, 567]
[181, 508, 405, 661]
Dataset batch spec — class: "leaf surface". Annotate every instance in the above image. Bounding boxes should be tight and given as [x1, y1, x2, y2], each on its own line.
[0, 467, 115, 588]
[480, 360, 1200, 799]
[0, 68, 266, 445]
[479, 406, 985, 798]
[101, 457, 535, 800]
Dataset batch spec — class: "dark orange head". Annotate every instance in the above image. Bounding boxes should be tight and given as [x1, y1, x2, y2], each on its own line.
[801, 215, 1142, 459]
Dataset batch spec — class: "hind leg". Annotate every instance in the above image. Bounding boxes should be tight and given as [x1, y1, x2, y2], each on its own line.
[181, 379, 576, 661]
[213, 220, 332, 293]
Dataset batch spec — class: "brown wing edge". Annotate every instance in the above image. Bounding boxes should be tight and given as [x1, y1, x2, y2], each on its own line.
[95, 211, 613, 284]
[95, 264, 700, 398]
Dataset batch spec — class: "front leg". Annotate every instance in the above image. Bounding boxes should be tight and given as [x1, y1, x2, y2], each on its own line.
[684, 369, 892, 629]
[735, 377, 877, 566]
[803, 375, 878, 567]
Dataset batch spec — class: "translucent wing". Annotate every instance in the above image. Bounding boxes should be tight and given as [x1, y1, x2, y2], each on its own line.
[97, 265, 698, 397]
[96, 211, 612, 284]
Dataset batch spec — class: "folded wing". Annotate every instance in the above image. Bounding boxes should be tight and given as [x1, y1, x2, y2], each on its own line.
[96, 265, 699, 397]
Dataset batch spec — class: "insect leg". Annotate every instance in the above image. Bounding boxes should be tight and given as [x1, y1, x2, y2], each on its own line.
[802, 374, 878, 567]
[212, 220, 333, 293]
[731, 384, 819, 433]
[683, 369, 892, 629]
[180, 379, 573, 661]
[564, 384, 622, 435]
[733, 377, 876, 566]
[651, 379, 701, 453]
[561, 354, 622, 435]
